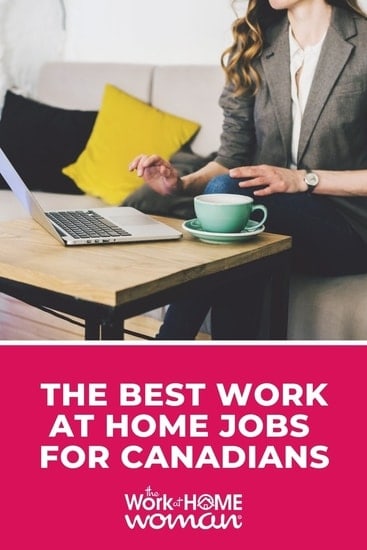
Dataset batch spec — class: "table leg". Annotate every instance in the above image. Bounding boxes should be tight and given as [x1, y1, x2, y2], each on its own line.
[84, 319, 100, 340]
[84, 317, 124, 340]
[100, 319, 124, 340]
[268, 252, 290, 339]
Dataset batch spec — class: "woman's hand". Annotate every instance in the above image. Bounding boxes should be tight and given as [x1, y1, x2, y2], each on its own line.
[128, 154, 182, 196]
[229, 165, 307, 196]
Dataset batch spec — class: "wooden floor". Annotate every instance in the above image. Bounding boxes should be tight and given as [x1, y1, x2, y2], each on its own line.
[0, 294, 210, 341]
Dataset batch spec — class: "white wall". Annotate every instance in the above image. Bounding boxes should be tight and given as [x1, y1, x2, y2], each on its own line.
[62, 0, 237, 65]
[0, 0, 65, 101]
[0, 0, 239, 105]
[62, 0, 367, 65]
[1, 0, 367, 102]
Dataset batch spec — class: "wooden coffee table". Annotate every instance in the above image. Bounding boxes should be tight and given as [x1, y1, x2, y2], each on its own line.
[0, 216, 292, 340]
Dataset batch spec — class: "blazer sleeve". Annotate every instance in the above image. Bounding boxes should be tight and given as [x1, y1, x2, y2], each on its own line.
[214, 83, 257, 169]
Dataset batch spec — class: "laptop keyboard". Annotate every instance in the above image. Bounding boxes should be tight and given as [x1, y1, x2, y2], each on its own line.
[46, 210, 131, 239]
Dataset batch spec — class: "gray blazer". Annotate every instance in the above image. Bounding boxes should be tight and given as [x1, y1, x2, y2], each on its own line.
[215, 7, 367, 242]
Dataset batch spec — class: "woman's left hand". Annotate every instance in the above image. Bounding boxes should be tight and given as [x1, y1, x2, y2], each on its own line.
[229, 165, 307, 196]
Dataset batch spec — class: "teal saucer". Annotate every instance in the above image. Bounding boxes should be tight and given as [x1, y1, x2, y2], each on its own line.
[182, 218, 265, 244]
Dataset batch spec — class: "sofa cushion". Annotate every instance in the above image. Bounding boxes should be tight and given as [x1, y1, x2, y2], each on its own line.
[37, 62, 154, 110]
[122, 148, 217, 219]
[0, 90, 97, 194]
[152, 65, 224, 158]
[62, 84, 201, 206]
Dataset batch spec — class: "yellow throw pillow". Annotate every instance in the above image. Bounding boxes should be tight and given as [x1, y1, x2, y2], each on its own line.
[62, 84, 200, 205]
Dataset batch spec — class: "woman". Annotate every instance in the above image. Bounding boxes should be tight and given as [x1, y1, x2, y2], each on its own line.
[129, 0, 367, 340]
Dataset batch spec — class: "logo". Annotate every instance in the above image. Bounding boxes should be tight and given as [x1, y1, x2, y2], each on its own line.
[123, 485, 244, 530]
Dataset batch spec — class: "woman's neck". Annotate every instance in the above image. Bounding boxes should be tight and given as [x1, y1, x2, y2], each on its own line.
[288, 1, 332, 48]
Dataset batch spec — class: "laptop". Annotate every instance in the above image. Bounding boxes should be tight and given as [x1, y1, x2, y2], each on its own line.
[0, 148, 182, 246]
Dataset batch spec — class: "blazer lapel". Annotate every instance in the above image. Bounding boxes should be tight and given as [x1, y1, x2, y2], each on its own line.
[297, 9, 357, 164]
[261, 18, 292, 161]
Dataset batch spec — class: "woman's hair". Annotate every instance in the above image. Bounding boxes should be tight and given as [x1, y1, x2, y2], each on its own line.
[221, 0, 366, 96]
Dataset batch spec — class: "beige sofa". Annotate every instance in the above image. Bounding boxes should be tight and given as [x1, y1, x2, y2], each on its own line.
[0, 61, 366, 340]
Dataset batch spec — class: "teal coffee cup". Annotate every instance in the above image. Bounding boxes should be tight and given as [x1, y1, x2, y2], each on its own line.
[194, 193, 267, 233]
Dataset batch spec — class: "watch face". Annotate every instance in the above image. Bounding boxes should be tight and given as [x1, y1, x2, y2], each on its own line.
[306, 172, 319, 186]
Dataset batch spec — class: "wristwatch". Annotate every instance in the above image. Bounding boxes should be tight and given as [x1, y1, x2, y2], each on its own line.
[304, 170, 319, 193]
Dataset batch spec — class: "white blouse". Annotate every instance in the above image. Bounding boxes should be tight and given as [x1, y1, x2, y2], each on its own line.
[289, 26, 326, 168]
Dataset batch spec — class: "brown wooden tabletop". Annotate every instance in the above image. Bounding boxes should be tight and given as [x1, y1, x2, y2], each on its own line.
[0, 216, 292, 340]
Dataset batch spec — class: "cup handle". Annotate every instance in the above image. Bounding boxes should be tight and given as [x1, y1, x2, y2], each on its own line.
[247, 205, 268, 231]
[191, 219, 202, 228]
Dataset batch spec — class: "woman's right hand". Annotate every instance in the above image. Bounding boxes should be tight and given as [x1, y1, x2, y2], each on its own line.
[128, 154, 182, 196]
